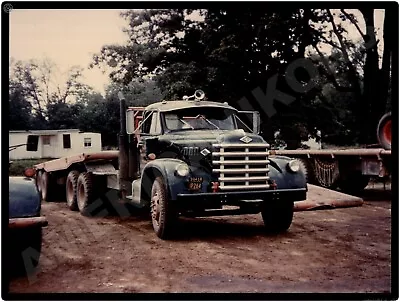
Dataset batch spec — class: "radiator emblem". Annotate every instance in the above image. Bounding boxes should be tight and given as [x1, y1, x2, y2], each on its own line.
[240, 136, 252, 144]
[200, 148, 211, 156]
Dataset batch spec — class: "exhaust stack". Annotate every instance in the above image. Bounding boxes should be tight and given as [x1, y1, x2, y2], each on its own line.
[118, 92, 129, 190]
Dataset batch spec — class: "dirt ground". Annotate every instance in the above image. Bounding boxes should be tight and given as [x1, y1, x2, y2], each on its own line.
[8, 184, 392, 294]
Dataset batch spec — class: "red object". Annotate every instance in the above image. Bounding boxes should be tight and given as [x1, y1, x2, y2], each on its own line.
[270, 180, 277, 190]
[211, 182, 219, 193]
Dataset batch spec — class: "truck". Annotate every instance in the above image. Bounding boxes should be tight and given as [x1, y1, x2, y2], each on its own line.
[271, 112, 392, 194]
[29, 90, 307, 239]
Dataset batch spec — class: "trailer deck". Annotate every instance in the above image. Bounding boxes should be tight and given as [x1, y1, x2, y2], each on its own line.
[34, 151, 119, 172]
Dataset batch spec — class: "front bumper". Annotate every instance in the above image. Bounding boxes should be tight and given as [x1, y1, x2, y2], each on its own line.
[176, 188, 306, 210]
[9, 216, 48, 229]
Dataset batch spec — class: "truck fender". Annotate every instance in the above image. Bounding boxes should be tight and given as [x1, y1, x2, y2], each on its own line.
[141, 158, 190, 205]
[9, 177, 41, 218]
[268, 156, 307, 190]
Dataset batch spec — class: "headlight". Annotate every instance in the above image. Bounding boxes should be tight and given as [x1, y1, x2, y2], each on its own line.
[175, 163, 190, 177]
[287, 159, 300, 173]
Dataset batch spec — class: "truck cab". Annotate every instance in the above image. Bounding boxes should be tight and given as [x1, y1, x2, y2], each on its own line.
[126, 91, 307, 238]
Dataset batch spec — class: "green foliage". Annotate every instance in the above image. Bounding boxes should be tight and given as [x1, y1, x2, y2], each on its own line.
[76, 79, 163, 147]
[9, 81, 33, 130]
[91, 8, 392, 147]
[8, 158, 53, 176]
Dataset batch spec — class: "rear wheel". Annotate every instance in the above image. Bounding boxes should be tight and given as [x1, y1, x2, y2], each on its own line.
[35, 170, 43, 194]
[150, 176, 177, 239]
[261, 200, 294, 233]
[66, 171, 80, 211]
[41, 171, 54, 202]
[77, 172, 94, 216]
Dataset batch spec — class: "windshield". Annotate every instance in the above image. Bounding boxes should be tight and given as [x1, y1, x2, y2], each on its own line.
[163, 107, 237, 132]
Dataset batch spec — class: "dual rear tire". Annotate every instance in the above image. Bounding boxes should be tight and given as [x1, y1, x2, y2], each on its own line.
[36, 171, 54, 202]
[76, 172, 94, 216]
[66, 171, 80, 211]
[65, 171, 94, 216]
[37, 169, 95, 216]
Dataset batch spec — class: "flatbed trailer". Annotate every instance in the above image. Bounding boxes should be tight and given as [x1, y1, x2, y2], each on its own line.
[270, 127, 391, 193]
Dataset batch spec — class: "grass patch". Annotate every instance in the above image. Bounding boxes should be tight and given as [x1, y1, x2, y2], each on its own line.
[9, 158, 55, 176]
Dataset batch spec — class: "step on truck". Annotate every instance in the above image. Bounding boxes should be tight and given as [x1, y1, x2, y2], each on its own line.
[30, 90, 307, 239]
[271, 112, 392, 194]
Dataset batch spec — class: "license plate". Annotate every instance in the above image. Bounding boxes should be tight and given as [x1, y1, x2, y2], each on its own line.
[188, 177, 203, 191]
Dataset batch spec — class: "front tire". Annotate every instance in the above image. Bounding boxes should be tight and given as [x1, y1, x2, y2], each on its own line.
[261, 200, 294, 233]
[77, 172, 94, 216]
[150, 176, 177, 239]
[66, 171, 80, 211]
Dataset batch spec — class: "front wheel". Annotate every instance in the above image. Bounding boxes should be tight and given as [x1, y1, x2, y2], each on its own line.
[261, 200, 294, 233]
[150, 176, 177, 239]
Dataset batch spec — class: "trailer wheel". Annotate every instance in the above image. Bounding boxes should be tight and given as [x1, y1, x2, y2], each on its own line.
[261, 200, 294, 233]
[77, 172, 94, 216]
[35, 170, 43, 194]
[41, 171, 54, 202]
[150, 176, 177, 239]
[66, 171, 80, 211]
[338, 172, 370, 194]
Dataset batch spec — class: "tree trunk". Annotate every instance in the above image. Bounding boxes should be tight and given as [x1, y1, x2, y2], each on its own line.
[359, 8, 381, 144]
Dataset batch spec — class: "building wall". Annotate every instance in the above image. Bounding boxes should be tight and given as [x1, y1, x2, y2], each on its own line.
[9, 131, 102, 160]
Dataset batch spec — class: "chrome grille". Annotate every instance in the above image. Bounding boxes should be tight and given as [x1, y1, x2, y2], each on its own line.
[212, 143, 270, 190]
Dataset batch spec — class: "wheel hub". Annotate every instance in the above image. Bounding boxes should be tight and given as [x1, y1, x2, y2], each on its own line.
[151, 191, 161, 226]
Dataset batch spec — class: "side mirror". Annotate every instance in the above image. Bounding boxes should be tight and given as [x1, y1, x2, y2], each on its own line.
[26, 135, 39, 151]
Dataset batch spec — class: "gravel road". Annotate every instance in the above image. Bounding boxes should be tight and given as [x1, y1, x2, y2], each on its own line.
[8, 185, 392, 294]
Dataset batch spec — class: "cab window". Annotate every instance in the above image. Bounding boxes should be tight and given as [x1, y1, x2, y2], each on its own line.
[141, 111, 161, 135]
[141, 111, 153, 134]
[149, 112, 162, 135]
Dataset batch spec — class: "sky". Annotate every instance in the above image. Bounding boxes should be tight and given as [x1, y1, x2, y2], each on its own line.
[9, 9, 129, 94]
[9, 9, 385, 95]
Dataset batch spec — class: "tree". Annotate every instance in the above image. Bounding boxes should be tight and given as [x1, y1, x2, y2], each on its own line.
[309, 8, 394, 144]
[9, 58, 92, 128]
[91, 8, 321, 146]
[9, 81, 33, 130]
[92, 7, 394, 146]
[74, 78, 161, 147]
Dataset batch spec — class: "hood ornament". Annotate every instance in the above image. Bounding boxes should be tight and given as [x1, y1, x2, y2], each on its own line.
[240, 136, 252, 144]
